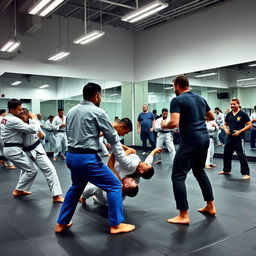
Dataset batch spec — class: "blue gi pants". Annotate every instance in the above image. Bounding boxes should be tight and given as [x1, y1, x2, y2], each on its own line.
[57, 153, 124, 226]
[171, 140, 214, 211]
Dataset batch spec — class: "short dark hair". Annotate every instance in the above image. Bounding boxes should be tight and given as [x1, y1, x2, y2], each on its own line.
[0, 109, 6, 115]
[48, 115, 54, 119]
[118, 118, 133, 131]
[215, 107, 220, 111]
[22, 108, 29, 115]
[162, 108, 168, 113]
[254, 105, 256, 111]
[125, 186, 139, 198]
[83, 82, 102, 100]
[152, 109, 157, 114]
[231, 98, 240, 105]
[58, 108, 64, 112]
[173, 75, 189, 88]
[8, 99, 23, 111]
[141, 166, 154, 179]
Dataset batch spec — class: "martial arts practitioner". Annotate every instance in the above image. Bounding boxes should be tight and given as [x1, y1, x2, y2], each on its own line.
[162, 75, 216, 224]
[1, 99, 39, 196]
[218, 98, 252, 179]
[205, 120, 219, 169]
[80, 147, 161, 204]
[20, 109, 64, 203]
[0, 109, 16, 169]
[154, 108, 176, 164]
[55, 83, 138, 234]
[52, 109, 67, 161]
[37, 113, 45, 128]
[44, 115, 56, 152]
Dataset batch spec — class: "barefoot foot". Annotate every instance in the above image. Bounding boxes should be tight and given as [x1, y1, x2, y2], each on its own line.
[242, 175, 250, 180]
[110, 223, 136, 234]
[12, 189, 32, 197]
[53, 195, 64, 203]
[55, 222, 73, 233]
[166, 215, 190, 224]
[198, 207, 216, 216]
[79, 197, 86, 204]
[218, 171, 231, 175]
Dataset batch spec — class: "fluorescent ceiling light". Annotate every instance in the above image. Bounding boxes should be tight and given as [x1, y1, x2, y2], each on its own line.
[248, 63, 256, 67]
[242, 84, 256, 88]
[39, 0, 65, 17]
[39, 84, 49, 89]
[121, 0, 168, 23]
[194, 72, 217, 78]
[0, 39, 21, 52]
[237, 77, 256, 82]
[0, 72, 4, 76]
[73, 30, 105, 45]
[207, 89, 218, 93]
[164, 87, 173, 89]
[110, 93, 119, 96]
[48, 51, 70, 61]
[29, 0, 51, 15]
[11, 81, 22, 86]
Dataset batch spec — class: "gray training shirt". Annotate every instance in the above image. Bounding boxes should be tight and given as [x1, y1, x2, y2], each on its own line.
[66, 100, 137, 170]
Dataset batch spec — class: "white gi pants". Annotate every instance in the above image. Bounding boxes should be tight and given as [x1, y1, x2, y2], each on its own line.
[156, 132, 176, 163]
[26, 148, 62, 196]
[83, 183, 107, 205]
[205, 138, 214, 165]
[4, 148, 38, 191]
[45, 131, 56, 152]
[54, 132, 67, 158]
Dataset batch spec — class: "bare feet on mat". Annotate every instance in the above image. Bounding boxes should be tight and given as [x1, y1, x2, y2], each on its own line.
[217, 171, 231, 175]
[52, 157, 57, 161]
[166, 215, 190, 224]
[12, 189, 32, 196]
[53, 195, 64, 203]
[61, 155, 66, 160]
[209, 164, 216, 167]
[7, 165, 16, 169]
[110, 223, 136, 234]
[55, 222, 73, 233]
[79, 197, 86, 204]
[205, 165, 212, 169]
[242, 175, 250, 180]
[198, 201, 216, 216]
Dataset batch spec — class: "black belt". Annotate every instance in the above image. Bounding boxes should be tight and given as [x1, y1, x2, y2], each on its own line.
[55, 130, 65, 133]
[23, 140, 41, 151]
[159, 131, 170, 133]
[68, 147, 98, 154]
[4, 143, 23, 147]
[209, 135, 214, 138]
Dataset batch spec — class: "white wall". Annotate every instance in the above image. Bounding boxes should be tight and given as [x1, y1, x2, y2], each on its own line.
[0, 13, 134, 82]
[134, 0, 256, 81]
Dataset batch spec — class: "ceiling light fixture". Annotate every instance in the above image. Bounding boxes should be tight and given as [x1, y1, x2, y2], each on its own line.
[248, 63, 256, 67]
[121, 0, 168, 23]
[207, 89, 218, 93]
[39, 0, 65, 17]
[39, 84, 50, 89]
[28, 0, 51, 15]
[164, 87, 173, 89]
[242, 84, 256, 88]
[1, 0, 21, 53]
[110, 93, 119, 96]
[11, 81, 22, 86]
[0, 72, 5, 76]
[48, 51, 70, 61]
[194, 72, 217, 78]
[237, 77, 256, 82]
[74, 0, 105, 45]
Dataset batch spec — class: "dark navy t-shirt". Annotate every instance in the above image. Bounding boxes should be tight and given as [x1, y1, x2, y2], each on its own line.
[137, 112, 154, 132]
[225, 110, 250, 138]
[170, 91, 210, 143]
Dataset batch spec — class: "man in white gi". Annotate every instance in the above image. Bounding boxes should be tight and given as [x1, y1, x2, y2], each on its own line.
[250, 105, 256, 149]
[154, 108, 176, 164]
[205, 120, 219, 169]
[214, 107, 225, 146]
[1, 99, 39, 196]
[52, 108, 67, 161]
[20, 108, 64, 203]
[44, 115, 56, 152]
[37, 113, 45, 129]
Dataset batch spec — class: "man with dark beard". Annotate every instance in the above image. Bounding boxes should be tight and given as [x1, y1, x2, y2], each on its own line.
[162, 75, 216, 224]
